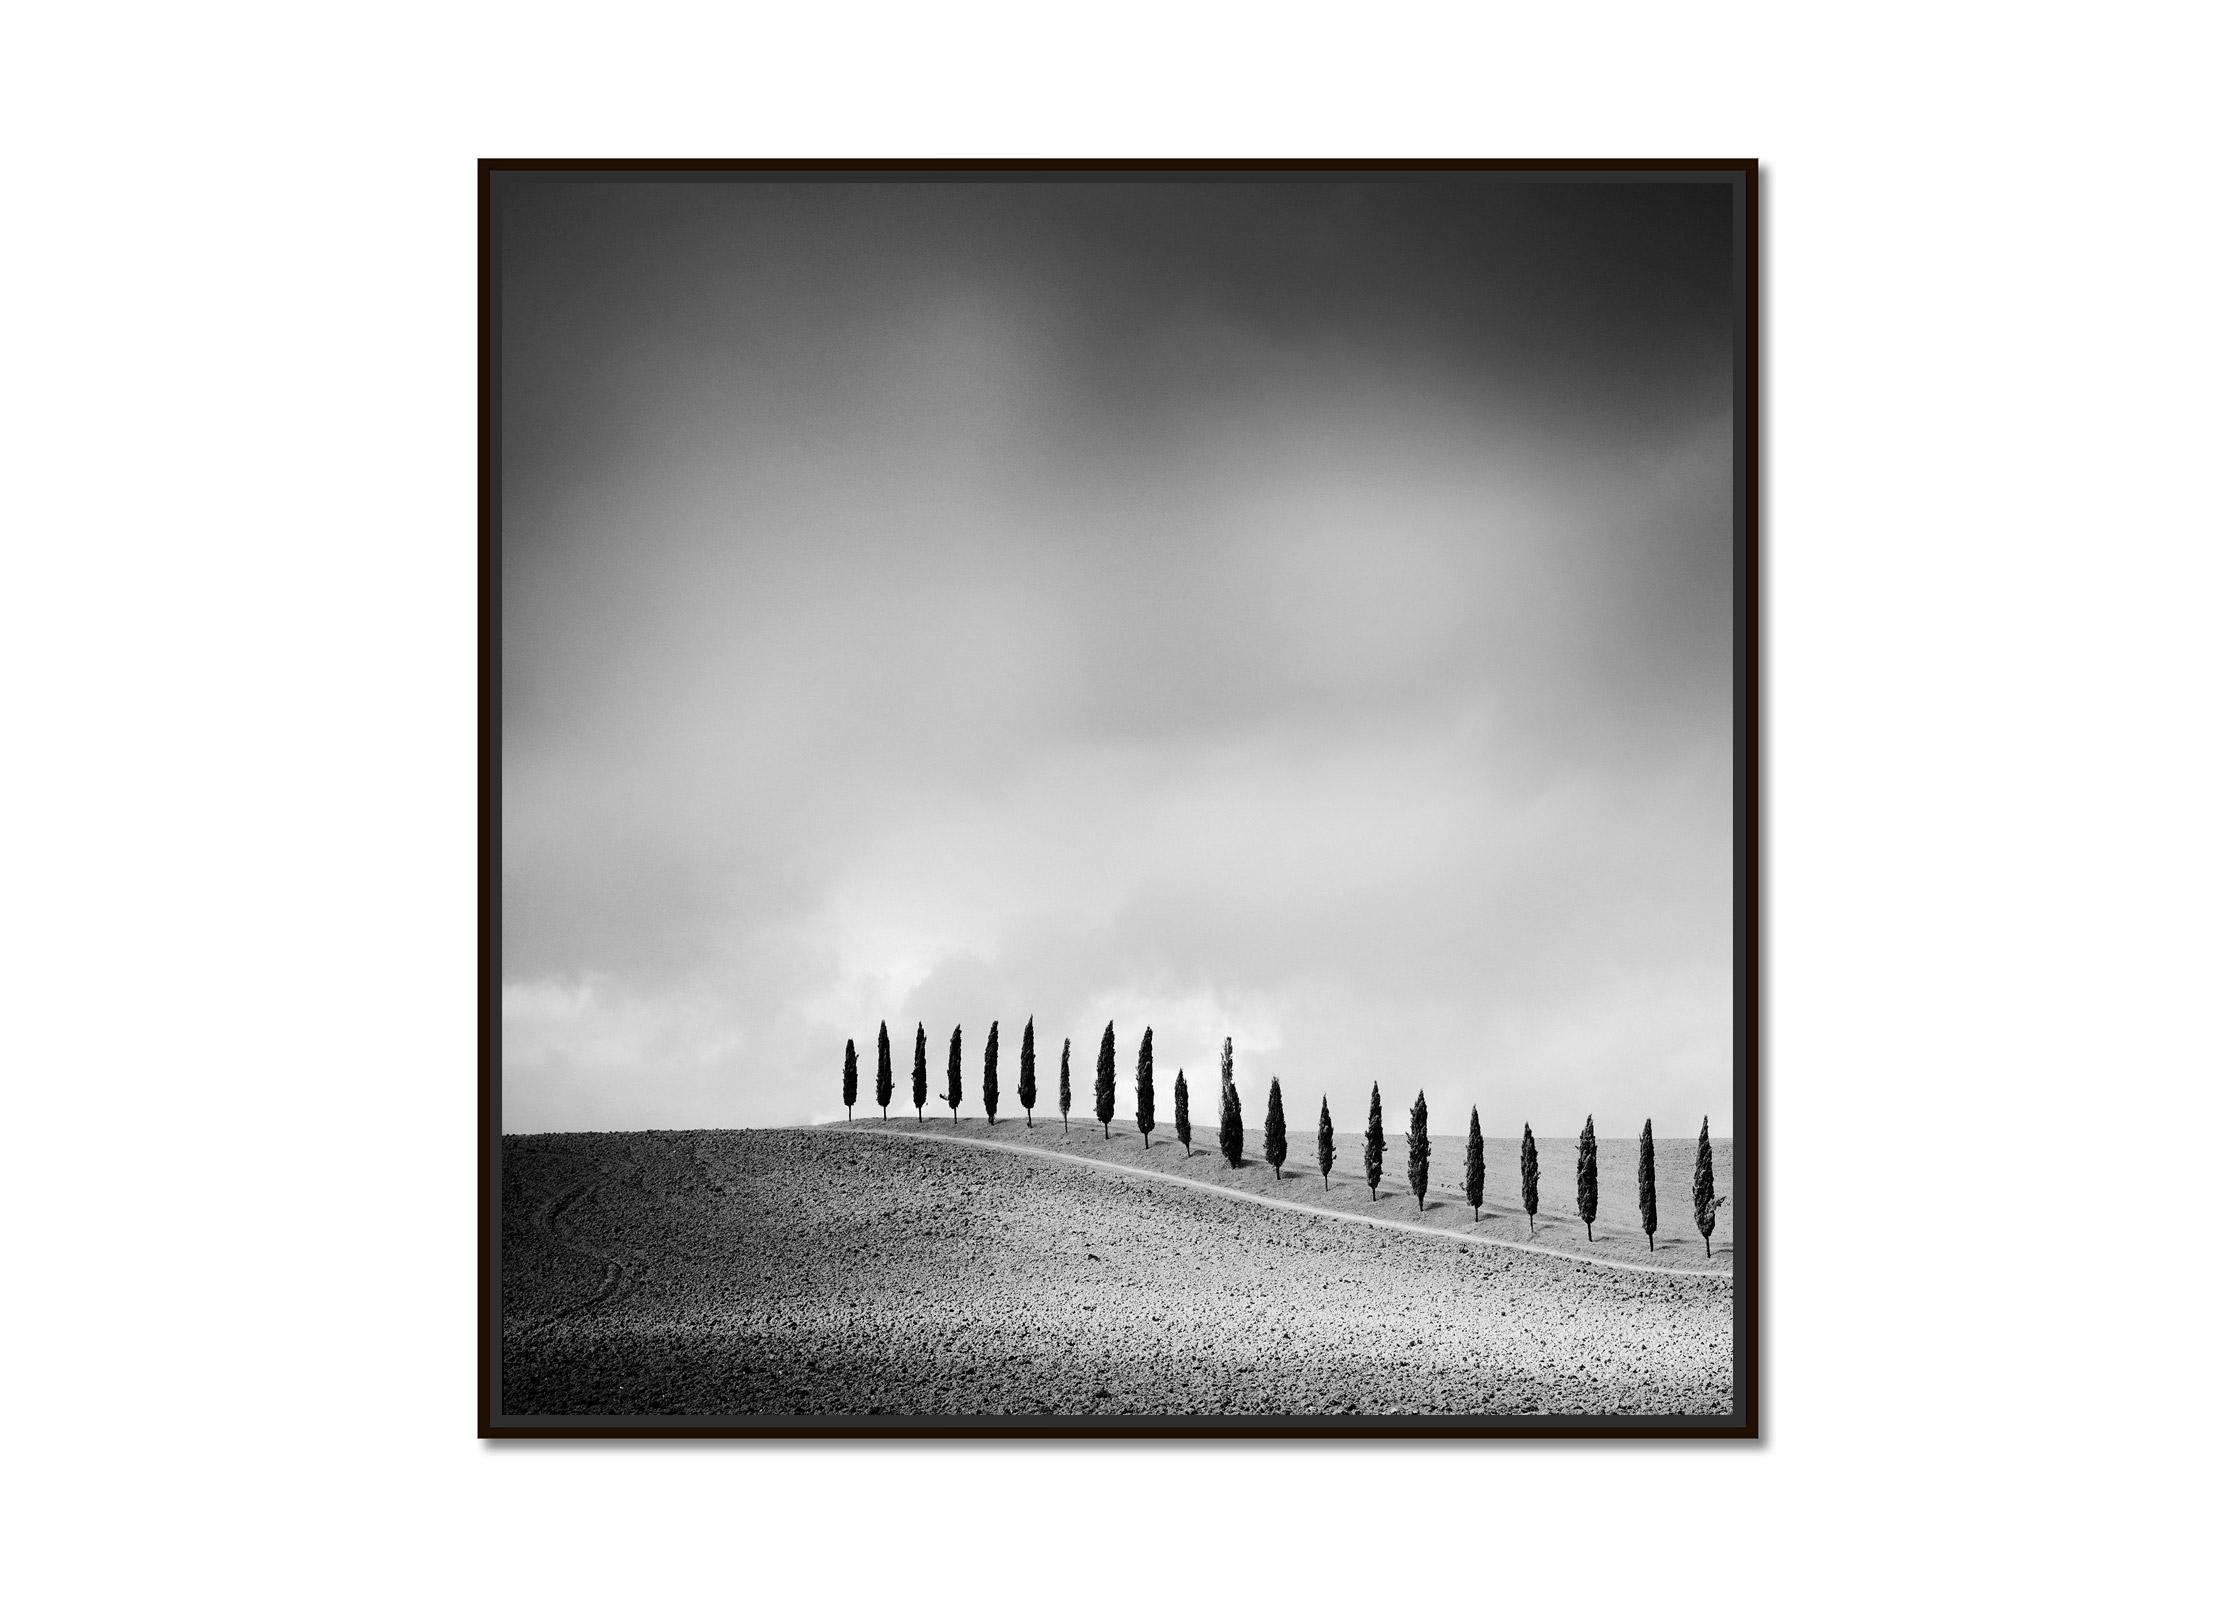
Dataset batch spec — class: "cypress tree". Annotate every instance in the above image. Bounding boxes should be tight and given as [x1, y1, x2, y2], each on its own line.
[1316, 1095, 1334, 1189]
[1059, 1040, 1073, 1132]
[982, 1021, 1000, 1124]
[1215, 1038, 1243, 1167]
[841, 1039, 857, 1121]
[1521, 1123, 1540, 1237]
[1173, 1069, 1192, 1153]
[1407, 1091, 1431, 1211]
[1363, 1083, 1385, 1200]
[1577, 1115, 1600, 1241]
[1463, 1107, 1485, 1221]
[875, 1022, 894, 1120]
[1693, 1115, 1722, 1257]
[911, 1023, 927, 1123]
[944, 1025, 963, 1123]
[1263, 1077, 1288, 1178]
[1134, 1027, 1156, 1148]
[1214, 1039, 1241, 1166]
[1638, 1117, 1658, 1250]
[1018, 1016, 1038, 1127]
[1093, 1021, 1117, 1138]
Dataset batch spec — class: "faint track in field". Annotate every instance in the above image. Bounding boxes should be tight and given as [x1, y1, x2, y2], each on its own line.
[832, 1124, 1729, 1281]
[518, 1174, 637, 1330]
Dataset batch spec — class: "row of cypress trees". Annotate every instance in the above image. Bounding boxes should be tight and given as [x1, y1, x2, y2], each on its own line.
[1442, 1101, 1726, 1255]
[839, 1018, 1162, 1142]
[842, 1027, 1727, 1254]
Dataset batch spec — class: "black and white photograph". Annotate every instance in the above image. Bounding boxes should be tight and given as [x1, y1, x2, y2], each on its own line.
[15, 1, 2240, 1590]
[485, 163, 1757, 1434]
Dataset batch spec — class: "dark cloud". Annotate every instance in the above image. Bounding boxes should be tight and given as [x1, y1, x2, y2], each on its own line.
[498, 175, 1738, 1136]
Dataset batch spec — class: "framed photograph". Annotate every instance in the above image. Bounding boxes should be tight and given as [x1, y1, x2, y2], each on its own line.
[481, 159, 1758, 1438]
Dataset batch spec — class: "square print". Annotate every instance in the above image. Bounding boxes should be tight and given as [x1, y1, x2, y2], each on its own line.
[482, 161, 1759, 1437]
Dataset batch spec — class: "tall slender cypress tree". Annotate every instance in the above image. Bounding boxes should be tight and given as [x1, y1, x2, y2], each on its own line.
[1463, 1107, 1486, 1221]
[875, 1022, 894, 1120]
[944, 1025, 963, 1123]
[911, 1023, 927, 1123]
[1577, 1115, 1600, 1241]
[981, 1020, 1000, 1124]
[1134, 1027, 1155, 1148]
[1407, 1091, 1431, 1211]
[1173, 1069, 1192, 1153]
[1018, 1016, 1037, 1127]
[1693, 1115, 1721, 1257]
[1316, 1095, 1334, 1189]
[1264, 1077, 1288, 1178]
[1638, 1117, 1658, 1249]
[1216, 1038, 1243, 1166]
[1364, 1083, 1385, 1200]
[1093, 1021, 1117, 1138]
[842, 1039, 857, 1121]
[1521, 1122, 1540, 1237]
[1058, 1040, 1073, 1132]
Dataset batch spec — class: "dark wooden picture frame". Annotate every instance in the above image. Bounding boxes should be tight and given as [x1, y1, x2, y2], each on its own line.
[479, 158, 1759, 1439]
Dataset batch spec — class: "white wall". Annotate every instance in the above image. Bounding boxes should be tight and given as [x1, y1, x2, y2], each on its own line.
[4, 2, 2232, 1594]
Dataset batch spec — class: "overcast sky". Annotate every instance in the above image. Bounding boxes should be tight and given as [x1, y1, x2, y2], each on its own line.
[497, 175, 1737, 1138]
